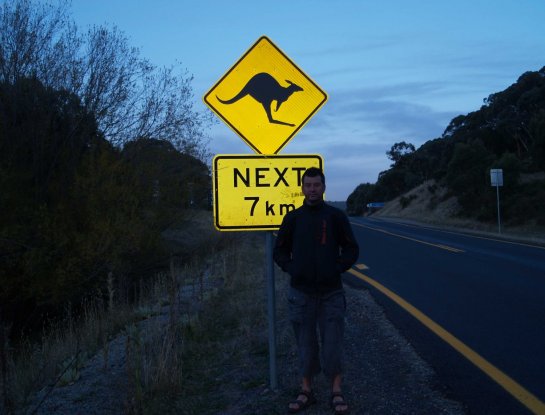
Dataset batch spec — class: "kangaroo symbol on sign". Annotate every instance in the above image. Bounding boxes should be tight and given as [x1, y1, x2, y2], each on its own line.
[216, 72, 303, 127]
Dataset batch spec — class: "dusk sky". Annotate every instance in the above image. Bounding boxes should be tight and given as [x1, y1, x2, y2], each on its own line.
[71, 1, 545, 201]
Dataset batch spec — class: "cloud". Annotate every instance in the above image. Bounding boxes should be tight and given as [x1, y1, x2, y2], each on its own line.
[277, 81, 464, 199]
[296, 37, 404, 60]
[305, 84, 458, 145]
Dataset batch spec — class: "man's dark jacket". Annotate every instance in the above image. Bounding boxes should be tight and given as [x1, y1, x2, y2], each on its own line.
[273, 201, 359, 294]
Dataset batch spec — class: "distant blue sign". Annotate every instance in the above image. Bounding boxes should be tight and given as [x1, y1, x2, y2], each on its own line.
[366, 202, 385, 208]
[490, 169, 503, 187]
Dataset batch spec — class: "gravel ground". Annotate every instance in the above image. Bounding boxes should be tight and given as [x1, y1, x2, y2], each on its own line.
[28, 331, 131, 415]
[218, 283, 467, 415]
[24, 281, 467, 415]
[27, 309, 184, 415]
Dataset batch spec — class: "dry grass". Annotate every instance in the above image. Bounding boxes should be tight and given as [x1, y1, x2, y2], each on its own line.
[374, 179, 545, 243]
[377, 180, 459, 222]
[137, 231, 273, 414]
[1, 286, 135, 412]
[0, 209, 278, 414]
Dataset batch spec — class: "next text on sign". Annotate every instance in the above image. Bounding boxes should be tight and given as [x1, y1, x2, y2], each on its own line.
[233, 167, 307, 187]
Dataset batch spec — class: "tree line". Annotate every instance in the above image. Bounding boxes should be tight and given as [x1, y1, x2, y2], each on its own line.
[347, 66, 545, 226]
[0, 0, 211, 331]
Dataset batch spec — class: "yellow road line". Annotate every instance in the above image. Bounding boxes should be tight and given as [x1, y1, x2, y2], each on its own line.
[351, 222, 465, 253]
[371, 219, 545, 250]
[348, 267, 545, 415]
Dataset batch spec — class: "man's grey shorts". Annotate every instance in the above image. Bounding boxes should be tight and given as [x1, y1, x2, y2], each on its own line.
[288, 286, 346, 380]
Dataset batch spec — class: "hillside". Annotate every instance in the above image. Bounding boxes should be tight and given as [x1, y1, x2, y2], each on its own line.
[347, 65, 545, 228]
[372, 179, 545, 242]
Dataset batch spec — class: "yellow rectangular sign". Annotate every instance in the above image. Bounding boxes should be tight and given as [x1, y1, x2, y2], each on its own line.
[213, 154, 324, 231]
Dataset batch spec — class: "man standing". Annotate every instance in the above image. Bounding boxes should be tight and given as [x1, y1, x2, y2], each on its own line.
[273, 167, 359, 414]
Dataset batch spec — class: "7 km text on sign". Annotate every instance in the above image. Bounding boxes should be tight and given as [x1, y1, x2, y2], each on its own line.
[213, 154, 323, 231]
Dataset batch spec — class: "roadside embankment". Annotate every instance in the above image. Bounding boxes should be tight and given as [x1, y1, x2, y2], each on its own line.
[19, 216, 468, 414]
[371, 180, 545, 245]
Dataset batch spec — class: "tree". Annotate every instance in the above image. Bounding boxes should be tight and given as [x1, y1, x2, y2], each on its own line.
[122, 138, 211, 225]
[445, 141, 495, 217]
[346, 183, 376, 216]
[0, 76, 107, 320]
[529, 109, 545, 169]
[0, 0, 71, 84]
[0, 0, 211, 155]
[0, 0, 214, 332]
[386, 141, 416, 166]
[0, 77, 203, 326]
[375, 169, 408, 201]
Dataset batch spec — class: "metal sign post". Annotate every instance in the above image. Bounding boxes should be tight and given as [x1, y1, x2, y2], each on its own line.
[490, 169, 503, 234]
[496, 185, 501, 234]
[265, 232, 277, 389]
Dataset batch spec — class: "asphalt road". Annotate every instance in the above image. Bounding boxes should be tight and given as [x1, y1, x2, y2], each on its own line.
[345, 216, 545, 415]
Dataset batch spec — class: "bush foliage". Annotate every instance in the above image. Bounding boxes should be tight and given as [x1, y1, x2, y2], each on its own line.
[347, 66, 545, 226]
[0, 78, 210, 329]
[0, 0, 211, 331]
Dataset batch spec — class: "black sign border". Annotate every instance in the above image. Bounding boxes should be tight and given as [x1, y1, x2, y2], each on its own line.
[204, 36, 328, 154]
[213, 154, 324, 230]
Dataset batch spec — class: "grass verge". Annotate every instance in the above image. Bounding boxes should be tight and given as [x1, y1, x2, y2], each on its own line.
[1, 212, 283, 414]
[139, 231, 273, 414]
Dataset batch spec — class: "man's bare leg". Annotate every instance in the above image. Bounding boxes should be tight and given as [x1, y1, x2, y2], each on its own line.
[332, 374, 348, 412]
[332, 374, 342, 393]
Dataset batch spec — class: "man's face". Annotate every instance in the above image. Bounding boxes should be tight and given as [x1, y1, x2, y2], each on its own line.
[302, 174, 325, 205]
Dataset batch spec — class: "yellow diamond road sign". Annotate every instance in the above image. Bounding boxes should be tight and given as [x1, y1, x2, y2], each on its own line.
[213, 154, 323, 231]
[204, 36, 328, 155]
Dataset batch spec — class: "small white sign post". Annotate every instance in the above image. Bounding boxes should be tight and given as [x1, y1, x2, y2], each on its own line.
[490, 169, 503, 233]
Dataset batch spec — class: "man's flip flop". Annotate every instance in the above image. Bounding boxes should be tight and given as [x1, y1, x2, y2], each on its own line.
[288, 390, 317, 413]
[331, 392, 349, 414]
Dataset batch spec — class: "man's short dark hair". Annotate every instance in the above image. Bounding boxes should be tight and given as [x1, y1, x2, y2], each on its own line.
[302, 167, 325, 184]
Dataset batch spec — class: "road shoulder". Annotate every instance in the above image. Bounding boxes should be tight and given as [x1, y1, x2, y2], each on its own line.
[220, 279, 466, 414]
